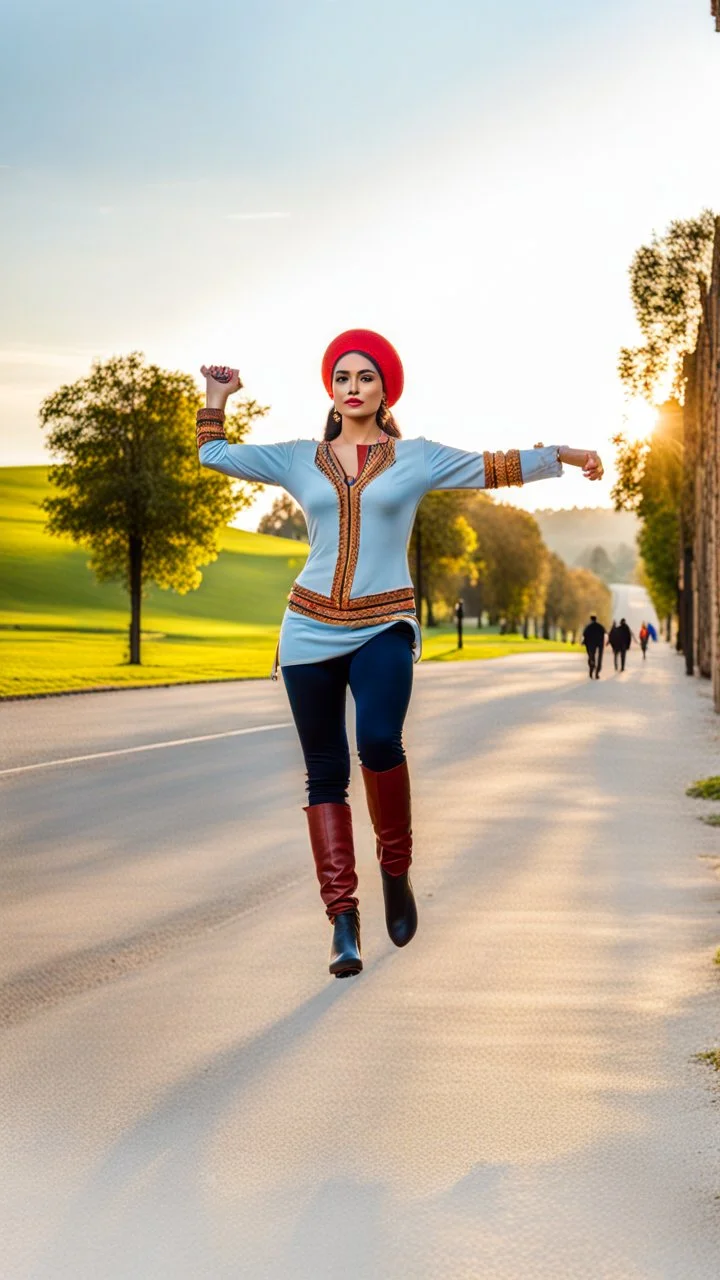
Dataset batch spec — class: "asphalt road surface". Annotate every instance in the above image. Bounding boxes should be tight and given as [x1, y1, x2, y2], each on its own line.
[3, 642, 720, 1279]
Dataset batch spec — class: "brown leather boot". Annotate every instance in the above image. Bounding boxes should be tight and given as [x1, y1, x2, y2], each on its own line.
[304, 803, 362, 977]
[360, 761, 418, 948]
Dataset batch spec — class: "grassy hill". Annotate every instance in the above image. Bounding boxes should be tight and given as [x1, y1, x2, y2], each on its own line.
[1, 466, 579, 697]
[0, 466, 309, 694]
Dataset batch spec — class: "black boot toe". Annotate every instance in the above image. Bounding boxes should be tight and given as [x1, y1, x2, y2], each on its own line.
[381, 867, 418, 947]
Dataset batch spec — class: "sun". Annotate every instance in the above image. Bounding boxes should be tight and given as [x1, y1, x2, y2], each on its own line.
[620, 398, 658, 444]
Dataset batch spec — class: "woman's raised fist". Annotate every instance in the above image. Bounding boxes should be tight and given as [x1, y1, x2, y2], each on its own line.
[200, 365, 243, 397]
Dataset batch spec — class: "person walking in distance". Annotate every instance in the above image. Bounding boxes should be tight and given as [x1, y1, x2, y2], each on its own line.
[616, 617, 633, 672]
[639, 621, 649, 660]
[197, 333, 604, 978]
[608, 619, 621, 671]
[582, 614, 606, 679]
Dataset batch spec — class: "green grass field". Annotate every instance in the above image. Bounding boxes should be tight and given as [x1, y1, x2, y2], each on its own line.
[0, 466, 580, 697]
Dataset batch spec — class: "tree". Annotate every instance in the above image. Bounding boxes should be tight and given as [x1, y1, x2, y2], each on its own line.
[465, 498, 548, 633]
[612, 401, 683, 630]
[566, 568, 612, 638]
[615, 211, 716, 668]
[618, 210, 715, 401]
[543, 553, 572, 639]
[409, 491, 478, 625]
[611, 542, 637, 583]
[40, 351, 266, 663]
[584, 545, 614, 584]
[257, 493, 308, 542]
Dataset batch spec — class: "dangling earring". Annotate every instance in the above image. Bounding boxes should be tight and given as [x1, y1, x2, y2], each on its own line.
[376, 395, 389, 428]
[332, 408, 341, 424]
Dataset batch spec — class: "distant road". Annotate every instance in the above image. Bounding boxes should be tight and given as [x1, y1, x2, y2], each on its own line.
[610, 582, 660, 634]
[3, 649, 720, 1278]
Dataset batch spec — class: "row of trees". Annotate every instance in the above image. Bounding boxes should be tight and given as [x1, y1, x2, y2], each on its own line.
[262, 487, 611, 640]
[612, 211, 720, 708]
[409, 489, 612, 639]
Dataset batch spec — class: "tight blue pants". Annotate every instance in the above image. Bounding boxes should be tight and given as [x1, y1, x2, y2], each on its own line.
[281, 621, 415, 805]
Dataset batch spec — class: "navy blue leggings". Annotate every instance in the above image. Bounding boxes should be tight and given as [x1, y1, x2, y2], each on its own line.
[281, 622, 414, 805]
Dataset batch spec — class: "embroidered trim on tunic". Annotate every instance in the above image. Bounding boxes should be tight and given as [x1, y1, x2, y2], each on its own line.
[196, 408, 227, 450]
[197, 427, 227, 448]
[288, 582, 416, 628]
[313, 438, 397, 607]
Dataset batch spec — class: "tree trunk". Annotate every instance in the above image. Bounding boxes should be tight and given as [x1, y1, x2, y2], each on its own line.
[542, 613, 550, 641]
[425, 594, 436, 627]
[129, 534, 142, 665]
[522, 616, 529, 639]
[684, 546, 694, 676]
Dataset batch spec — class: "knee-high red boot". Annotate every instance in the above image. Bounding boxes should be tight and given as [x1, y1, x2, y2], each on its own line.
[304, 803, 362, 978]
[360, 761, 418, 948]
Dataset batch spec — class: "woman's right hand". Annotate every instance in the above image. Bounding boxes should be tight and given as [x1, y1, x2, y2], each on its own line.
[200, 364, 243, 407]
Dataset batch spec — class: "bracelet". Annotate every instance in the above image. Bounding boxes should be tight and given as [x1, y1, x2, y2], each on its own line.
[483, 449, 524, 489]
[494, 450, 508, 488]
[197, 406, 226, 422]
[506, 448, 523, 486]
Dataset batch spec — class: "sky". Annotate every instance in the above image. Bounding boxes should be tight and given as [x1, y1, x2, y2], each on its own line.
[1, 0, 718, 527]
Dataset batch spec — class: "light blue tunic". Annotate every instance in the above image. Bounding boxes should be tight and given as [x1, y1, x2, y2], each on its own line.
[198, 436, 563, 672]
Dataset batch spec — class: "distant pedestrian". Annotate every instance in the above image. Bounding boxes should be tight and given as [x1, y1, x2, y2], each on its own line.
[616, 617, 632, 671]
[608, 620, 621, 671]
[639, 621, 649, 660]
[582, 614, 606, 679]
[454, 597, 464, 650]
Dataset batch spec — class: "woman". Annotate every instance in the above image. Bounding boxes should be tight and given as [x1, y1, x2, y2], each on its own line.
[197, 329, 603, 979]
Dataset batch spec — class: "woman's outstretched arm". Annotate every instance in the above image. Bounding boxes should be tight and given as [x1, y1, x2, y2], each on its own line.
[421, 439, 603, 491]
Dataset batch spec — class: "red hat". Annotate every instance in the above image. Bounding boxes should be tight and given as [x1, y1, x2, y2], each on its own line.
[321, 328, 404, 407]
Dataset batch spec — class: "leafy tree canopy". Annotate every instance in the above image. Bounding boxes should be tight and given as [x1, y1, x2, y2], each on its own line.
[618, 209, 715, 402]
[409, 490, 479, 623]
[464, 497, 548, 624]
[612, 400, 683, 620]
[40, 351, 267, 661]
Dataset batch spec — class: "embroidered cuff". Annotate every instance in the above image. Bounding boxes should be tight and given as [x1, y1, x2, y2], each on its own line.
[196, 407, 227, 450]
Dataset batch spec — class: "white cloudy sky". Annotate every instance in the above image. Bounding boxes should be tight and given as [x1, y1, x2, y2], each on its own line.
[1, 0, 718, 525]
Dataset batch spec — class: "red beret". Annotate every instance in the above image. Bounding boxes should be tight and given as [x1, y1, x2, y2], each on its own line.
[321, 328, 404, 407]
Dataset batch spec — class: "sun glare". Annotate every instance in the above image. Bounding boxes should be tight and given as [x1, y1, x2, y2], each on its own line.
[621, 399, 658, 444]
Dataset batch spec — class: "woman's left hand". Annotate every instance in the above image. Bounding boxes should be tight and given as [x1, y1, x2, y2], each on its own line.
[580, 450, 603, 481]
[557, 446, 604, 480]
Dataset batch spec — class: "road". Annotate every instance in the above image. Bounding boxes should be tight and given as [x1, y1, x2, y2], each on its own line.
[2, 642, 720, 1278]
[610, 582, 661, 637]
